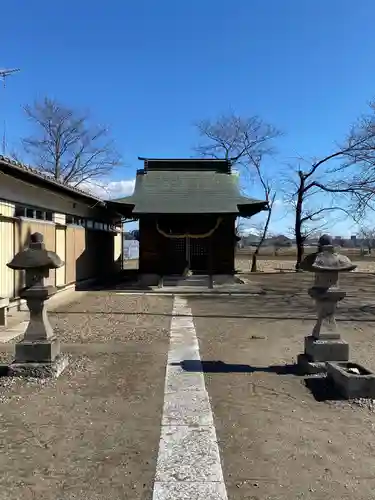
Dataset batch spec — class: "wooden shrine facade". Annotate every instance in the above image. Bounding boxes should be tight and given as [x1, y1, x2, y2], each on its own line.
[139, 214, 238, 275]
[108, 158, 268, 276]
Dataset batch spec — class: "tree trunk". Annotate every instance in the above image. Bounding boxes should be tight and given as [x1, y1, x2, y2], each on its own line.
[251, 251, 258, 272]
[295, 174, 305, 271]
[251, 198, 274, 272]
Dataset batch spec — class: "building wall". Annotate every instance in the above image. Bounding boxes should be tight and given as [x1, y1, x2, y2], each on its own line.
[0, 172, 105, 219]
[0, 176, 123, 300]
[211, 216, 236, 274]
[0, 201, 15, 298]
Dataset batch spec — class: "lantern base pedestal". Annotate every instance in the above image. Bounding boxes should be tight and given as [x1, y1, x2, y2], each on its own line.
[8, 353, 69, 379]
[15, 336, 60, 363]
[297, 336, 350, 375]
[304, 335, 349, 362]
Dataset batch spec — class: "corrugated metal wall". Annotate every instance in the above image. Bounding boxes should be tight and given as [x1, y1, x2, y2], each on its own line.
[1, 198, 123, 296]
[55, 226, 66, 286]
[0, 220, 15, 298]
[66, 226, 90, 284]
[66, 226, 77, 284]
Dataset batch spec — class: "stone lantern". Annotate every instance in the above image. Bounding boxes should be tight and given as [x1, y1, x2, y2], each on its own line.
[297, 234, 357, 374]
[6, 232, 68, 377]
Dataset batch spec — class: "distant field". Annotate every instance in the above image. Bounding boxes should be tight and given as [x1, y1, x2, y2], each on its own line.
[236, 246, 375, 260]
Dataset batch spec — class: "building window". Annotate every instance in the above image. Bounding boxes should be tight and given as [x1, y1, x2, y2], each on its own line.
[15, 206, 26, 217]
[66, 214, 87, 227]
[26, 207, 35, 218]
[15, 204, 54, 222]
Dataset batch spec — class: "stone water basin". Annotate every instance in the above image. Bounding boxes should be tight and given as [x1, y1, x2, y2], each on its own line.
[327, 362, 375, 399]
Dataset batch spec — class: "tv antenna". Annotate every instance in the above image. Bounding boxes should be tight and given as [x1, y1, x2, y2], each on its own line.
[0, 68, 20, 155]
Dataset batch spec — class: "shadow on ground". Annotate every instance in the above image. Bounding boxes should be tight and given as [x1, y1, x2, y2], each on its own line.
[304, 376, 347, 402]
[174, 360, 350, 403]
[171, 359, 300, 375]
[75, 270, 154, 292]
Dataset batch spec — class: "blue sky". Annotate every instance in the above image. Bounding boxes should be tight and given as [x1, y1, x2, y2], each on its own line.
[2, 0, 375, 236]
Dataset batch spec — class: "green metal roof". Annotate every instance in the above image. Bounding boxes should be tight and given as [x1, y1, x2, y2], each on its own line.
[110, 167, 268, 216]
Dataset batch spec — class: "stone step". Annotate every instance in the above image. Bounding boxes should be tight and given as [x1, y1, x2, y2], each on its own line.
[162, 275, 210, 288]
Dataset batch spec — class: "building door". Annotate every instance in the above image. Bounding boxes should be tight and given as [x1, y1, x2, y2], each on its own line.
[0, 220, 15, 298]
[165, 238, 187, 274]
[189, 237, 209, 274]
[55, 226, 66, 287]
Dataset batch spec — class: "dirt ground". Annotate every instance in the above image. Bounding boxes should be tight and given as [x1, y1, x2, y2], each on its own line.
[1, 274, 375, 499]
[189, 273, 375, 500]
[0, 294, 172, 500]
[236, 257, 375, 273]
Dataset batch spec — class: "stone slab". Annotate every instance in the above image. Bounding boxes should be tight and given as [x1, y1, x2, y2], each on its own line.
[162, 391, 214, 426]
[327, 362, 375, 399]
[304, 335, 349, 362]
[153, 481, 228, 499]
[313, 332, 341, 340]
[155, 425, 224, 483]
[15, 336, 60, 363]
[164, 367, 206, 394]
[8, 353, 69, 379]
[297, 354, 327, 375]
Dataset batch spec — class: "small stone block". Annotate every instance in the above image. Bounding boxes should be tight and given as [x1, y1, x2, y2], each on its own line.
[297, 354, 327, 375]
[15, 336, 60, 363]
[8, 353, 69, 379]
[304, 335, 349, 362]
[313, 332, 341, 340]
[327, 362, 375, 399]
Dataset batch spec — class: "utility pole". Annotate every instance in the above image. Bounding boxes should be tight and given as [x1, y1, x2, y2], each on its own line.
[0, 68, 20, 155]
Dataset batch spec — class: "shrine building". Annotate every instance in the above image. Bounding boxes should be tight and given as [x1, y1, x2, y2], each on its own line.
[108, 157, 268, 284]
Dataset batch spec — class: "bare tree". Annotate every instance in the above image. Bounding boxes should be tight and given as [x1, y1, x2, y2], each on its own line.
[21, 97, 121, 187]
[284, 99, 375, 270]
[286, 163, 359, 270]
[247, 155, 277, 271]
[358, 226, 375, 255]
[194, 112, 281, 271]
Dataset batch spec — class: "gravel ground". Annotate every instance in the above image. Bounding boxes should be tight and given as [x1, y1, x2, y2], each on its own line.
[188, 274, 375, 500]
[47, 293, 171, 344]
[0, 292, 173, 500]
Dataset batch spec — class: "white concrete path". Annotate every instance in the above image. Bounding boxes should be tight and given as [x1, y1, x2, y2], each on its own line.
[153, 296, 228, 500]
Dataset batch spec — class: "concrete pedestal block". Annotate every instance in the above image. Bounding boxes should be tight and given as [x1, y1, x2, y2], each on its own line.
[15, 336, 60, 363]
[304, 335, 349, 362]
[9, 353, 69, 379]
[327, 362, 375, 399]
